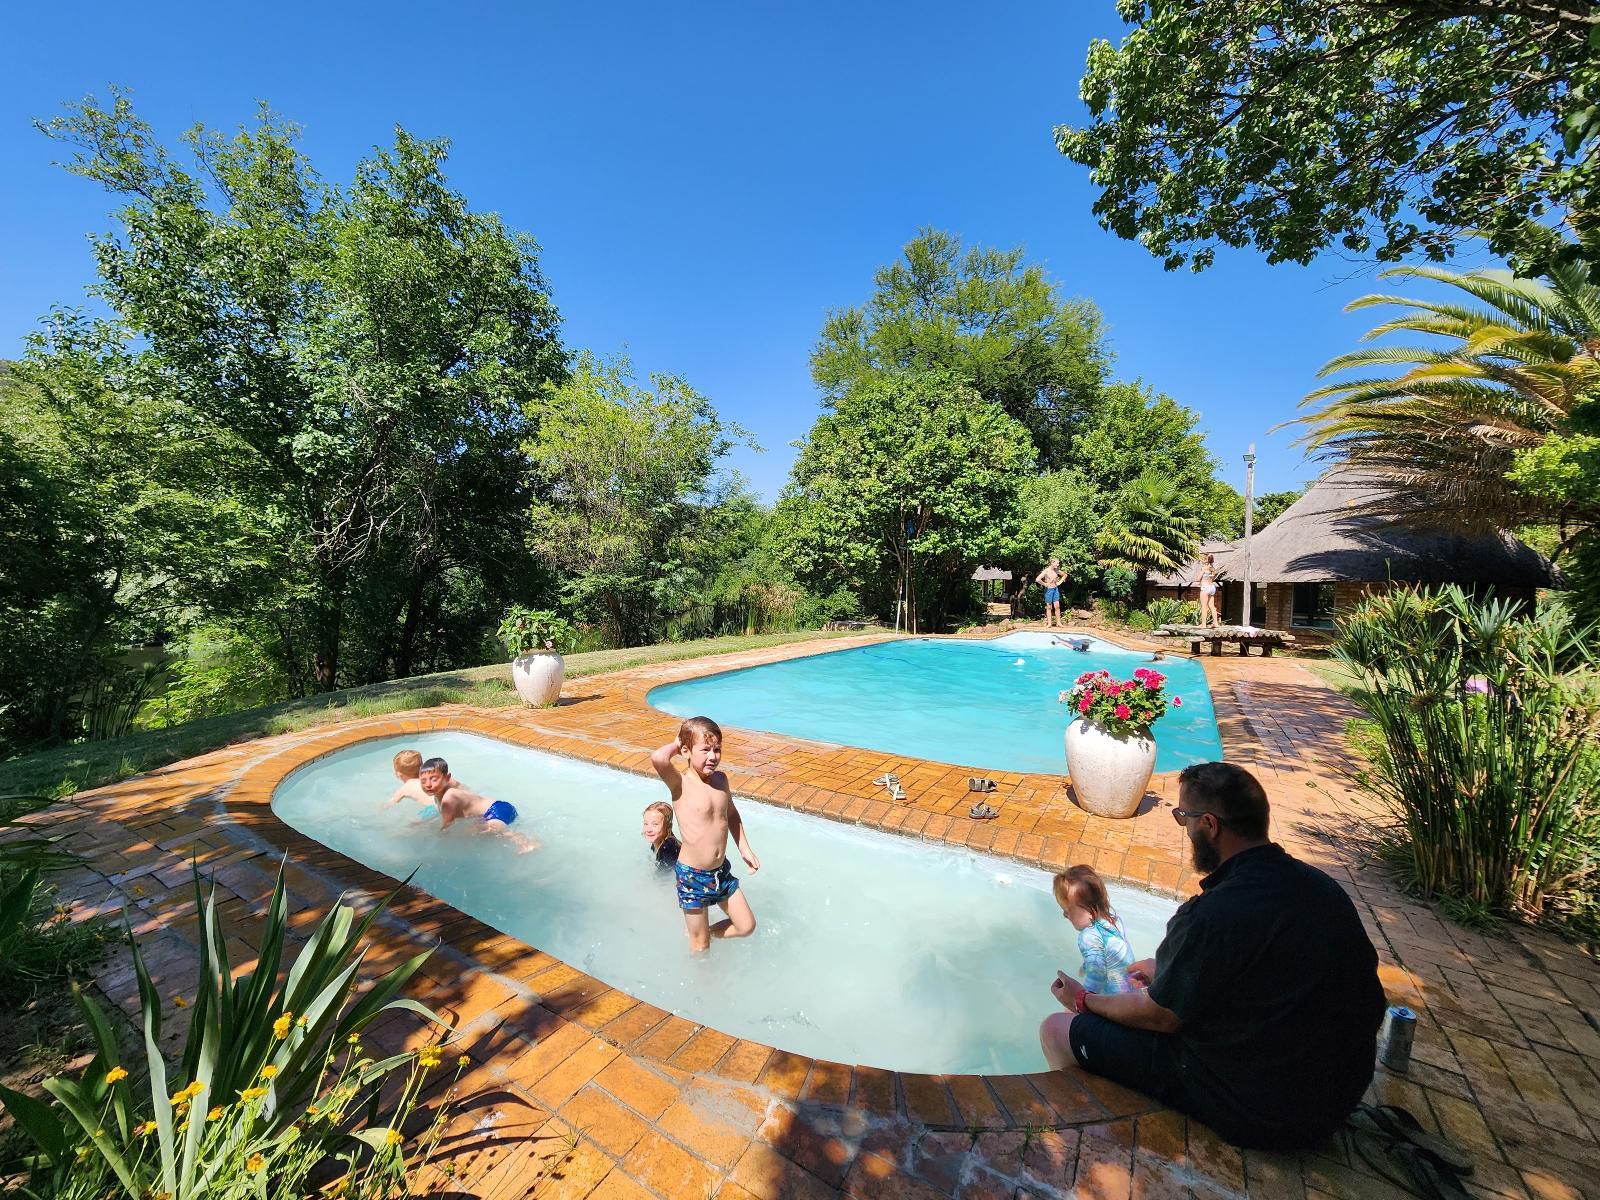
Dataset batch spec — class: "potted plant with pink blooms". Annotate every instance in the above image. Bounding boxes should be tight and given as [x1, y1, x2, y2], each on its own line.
[1058, 666, 1181, 818]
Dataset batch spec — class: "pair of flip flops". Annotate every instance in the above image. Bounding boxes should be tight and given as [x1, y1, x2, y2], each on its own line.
[968, 777, 997, 793]
[969, 802, 999, 819]
[873, 773, 907, 802]
[1344, 1104, 1473, 1200]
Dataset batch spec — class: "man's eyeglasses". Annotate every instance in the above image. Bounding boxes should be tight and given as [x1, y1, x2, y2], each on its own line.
[1172, 806, 1223, 825]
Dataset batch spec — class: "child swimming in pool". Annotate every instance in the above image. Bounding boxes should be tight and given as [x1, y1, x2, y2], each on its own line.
[642, 801, 680, 867]
[649, 716, 760, 954]
[1052, 865, 1138, 995]
[420, 757, 538, 852]
[388, 749, 455, 817]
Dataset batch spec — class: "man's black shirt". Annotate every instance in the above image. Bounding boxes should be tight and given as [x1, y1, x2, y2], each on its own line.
[1147, 843, 1386, 1143]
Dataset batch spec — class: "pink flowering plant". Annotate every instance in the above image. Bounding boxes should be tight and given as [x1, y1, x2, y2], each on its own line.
[1057, 667, 1180, 737]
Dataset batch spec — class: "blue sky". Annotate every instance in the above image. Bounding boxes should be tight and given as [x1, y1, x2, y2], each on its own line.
[2, 1, 1419, 501]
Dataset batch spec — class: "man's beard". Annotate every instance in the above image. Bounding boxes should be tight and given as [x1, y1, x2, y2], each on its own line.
[1189, 826, 1222, 873]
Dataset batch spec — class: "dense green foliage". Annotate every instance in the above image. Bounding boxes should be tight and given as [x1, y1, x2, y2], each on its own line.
[1058, 1, 1598, 270]
[780, 372, 1037, 632]
[1337, 587, 1600, 930]
[1095, 474, 1203, 591]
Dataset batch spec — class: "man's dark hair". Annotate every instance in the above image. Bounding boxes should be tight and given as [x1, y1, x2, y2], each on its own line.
[1177, 762, 1270, 841]
[421, 757, 449, 774]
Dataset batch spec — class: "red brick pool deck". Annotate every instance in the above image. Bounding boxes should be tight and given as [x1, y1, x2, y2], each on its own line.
[20, 633, 1600, 1200]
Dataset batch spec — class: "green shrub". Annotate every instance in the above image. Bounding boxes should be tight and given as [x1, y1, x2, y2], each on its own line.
[1094, 598, 1130, 625]
[0, 864, 450, 1199]
[1126, 610, 1156, 632]
[137, 626, 287, 730]
[1336, 586, 1600, 925]
[1145, 597, 1198, 627]
[1100, 565, 1136, 602]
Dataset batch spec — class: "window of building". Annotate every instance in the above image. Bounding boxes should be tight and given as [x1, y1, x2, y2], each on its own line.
[1291, 582, 1337, 629]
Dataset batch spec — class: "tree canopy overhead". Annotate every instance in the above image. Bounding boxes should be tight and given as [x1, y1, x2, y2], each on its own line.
[1057, 0, 1599, 271]
[810, 229, 1110, 467]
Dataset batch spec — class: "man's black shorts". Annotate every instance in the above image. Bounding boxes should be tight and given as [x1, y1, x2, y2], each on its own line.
[1067, 1013, 1194, 1113]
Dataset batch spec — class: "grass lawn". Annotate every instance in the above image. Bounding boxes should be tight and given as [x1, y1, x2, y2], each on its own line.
[0, 629, 863, 800]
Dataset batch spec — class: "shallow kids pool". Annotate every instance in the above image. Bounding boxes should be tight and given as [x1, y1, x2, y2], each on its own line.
[271, 731, 1177, 1075]
[647, 632, 1222, 775]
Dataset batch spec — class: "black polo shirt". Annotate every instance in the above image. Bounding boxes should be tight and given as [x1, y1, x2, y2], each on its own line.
[1148, 843, 1385, 1142]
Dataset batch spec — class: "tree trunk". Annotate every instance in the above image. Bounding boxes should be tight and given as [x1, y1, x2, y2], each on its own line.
[392, 566, 431, 679]
[311, 559, 345, 692]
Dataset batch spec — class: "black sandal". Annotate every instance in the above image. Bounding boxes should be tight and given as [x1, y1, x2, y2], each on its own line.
[1350, 1104, 1473, 1176]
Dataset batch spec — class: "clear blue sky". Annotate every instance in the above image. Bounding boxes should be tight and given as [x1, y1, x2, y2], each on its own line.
[2, 1, 1413, 501]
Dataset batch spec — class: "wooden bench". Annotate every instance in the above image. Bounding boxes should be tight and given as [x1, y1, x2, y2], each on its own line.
[1154, 625, 1297, 657]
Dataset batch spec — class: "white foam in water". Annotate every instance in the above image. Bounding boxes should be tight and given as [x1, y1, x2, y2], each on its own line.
[271, 731, 1177, 1075]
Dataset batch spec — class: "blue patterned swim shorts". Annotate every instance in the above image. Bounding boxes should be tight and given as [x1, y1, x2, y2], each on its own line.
[675, 859, 739, 912]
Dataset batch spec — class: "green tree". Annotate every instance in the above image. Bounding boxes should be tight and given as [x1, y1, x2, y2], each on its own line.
[39, 91, 565, 692]
[525, 352, 749, 646]
[811, 229, 1110, 466]
[1096, 473, 1203, 598]
[780, 372, 1037, 632]
[1057, 1, 1598, 270]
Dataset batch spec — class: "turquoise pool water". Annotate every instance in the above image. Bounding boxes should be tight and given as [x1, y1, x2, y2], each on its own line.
[271, 732, 1176, 1074]
[648, 632, 1222, 775]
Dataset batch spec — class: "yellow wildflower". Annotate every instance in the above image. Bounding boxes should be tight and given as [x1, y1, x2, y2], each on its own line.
[172, 996, 188, 1009]
[136, 1120, 158, 1137]
[246, 1153, 265, 1173]
[457, 1054, 470, 1068]
[177, 1119, 189, 1133]
[171, 1081, 205, 1104]
[273, 1013, 293, 1040]
[76, 1146, 91, 1162]
[384, 1129, 402, 1147]
[94, 1129, 104, 1138]
[296, 1015, 307, 1027]
[207, 1107, 223, 1121]
[104, 1067, 129, 1085]
[259, 1065, 278, 1079]
[240, 1087, 268, 1103]
[346, 1033, 360, 1046]
[418, 1046, 442, 1070]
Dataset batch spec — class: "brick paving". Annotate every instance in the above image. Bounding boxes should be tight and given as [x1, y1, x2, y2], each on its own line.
[8, 630, 1600, 1199]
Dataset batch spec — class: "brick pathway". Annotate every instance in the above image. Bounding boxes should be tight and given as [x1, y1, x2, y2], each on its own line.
[10, 632, 1600, 1200]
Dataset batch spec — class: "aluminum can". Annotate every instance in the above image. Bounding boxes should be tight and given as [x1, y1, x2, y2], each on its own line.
[1380, 1005, 1416, 1072]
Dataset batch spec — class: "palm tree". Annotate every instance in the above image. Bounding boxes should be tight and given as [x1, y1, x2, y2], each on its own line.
[1290, 239, 1600, 531]
[1096, 473, 1201, 600]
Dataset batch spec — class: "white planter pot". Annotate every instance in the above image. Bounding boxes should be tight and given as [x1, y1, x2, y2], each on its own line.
[510, 652, 565, 707]
[1064, 719, 1156, 819]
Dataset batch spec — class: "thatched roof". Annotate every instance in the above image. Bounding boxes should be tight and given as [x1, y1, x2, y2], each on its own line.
[972, 566, 1013, 582]
[1155, 471, 1557, 588]
[1148, 542, 1236, 588]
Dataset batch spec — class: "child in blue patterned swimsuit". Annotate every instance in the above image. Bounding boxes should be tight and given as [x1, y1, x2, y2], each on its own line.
[650, 717, 760, 954]
[1053, 865, 1137, 994]
[422, 757, 538, 852]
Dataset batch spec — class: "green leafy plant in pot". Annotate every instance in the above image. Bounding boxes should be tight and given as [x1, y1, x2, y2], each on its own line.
[497, 606, 574, 707]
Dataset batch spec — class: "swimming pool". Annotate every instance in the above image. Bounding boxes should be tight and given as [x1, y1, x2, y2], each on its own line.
[648, 633, 1222, 775]
[271, 731, 1176, 1075]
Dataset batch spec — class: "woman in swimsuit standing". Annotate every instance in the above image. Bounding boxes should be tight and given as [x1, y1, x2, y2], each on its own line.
[1197, 554, 1220, 628]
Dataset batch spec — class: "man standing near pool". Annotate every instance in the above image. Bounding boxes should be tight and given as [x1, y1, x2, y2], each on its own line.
[1038, 762, 1385, 1150]
[1035, 558, 1066, 629]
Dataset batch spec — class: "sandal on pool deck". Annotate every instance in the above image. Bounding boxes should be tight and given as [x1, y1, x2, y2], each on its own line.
[887, 782, 907, 802]
[873, 773, 900, 789]
[1348, 1129, 1472, 1200]
[967, 777, 997, 793]
[1349, 1104, 1473, 1176]
[969, 802, 999, 819]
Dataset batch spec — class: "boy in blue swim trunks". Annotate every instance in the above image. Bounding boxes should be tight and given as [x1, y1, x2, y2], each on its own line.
[650, 717, 760, 954]
[421, 757, 538, 852]
[1035, 558, 1066, 629]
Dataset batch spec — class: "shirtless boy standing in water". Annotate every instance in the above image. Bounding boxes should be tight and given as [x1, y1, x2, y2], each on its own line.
[650, 717, 760, 954]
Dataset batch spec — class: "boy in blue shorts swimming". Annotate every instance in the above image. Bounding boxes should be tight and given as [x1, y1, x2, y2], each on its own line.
[649, 717, 760, 954]
[421, 757, 538, 852]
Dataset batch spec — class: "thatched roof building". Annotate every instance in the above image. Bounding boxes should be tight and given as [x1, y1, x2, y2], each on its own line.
[1149, 471, 1557, 638]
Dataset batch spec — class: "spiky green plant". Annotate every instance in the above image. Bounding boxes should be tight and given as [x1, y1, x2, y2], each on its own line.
[1095, 474, 1201, 579]
[1336, 586, 1600, 923]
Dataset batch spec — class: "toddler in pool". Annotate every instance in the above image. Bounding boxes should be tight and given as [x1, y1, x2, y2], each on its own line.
[1053, 865, 1138, 995]
[641, 801, 681, 867]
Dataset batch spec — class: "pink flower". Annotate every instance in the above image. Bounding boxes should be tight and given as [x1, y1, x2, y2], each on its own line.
[1132, 667, 1149, 681]
[1144, 679, 1159, 691]
[1115, 704, 1132, 720]
[1172, 696, 1183, 707]
[1078, 696, 1091, 713]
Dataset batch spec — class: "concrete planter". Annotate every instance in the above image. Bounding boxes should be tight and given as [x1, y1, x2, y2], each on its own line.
[511, 652, 564, 707]
[1064, 718, 1156, 819]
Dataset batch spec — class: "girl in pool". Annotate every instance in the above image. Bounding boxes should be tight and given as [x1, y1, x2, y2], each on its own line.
[642, 801, 681, 867]
[1052, 865, 1138, 995]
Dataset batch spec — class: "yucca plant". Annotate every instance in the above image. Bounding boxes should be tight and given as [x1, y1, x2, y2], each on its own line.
[0, 798, 84, 988]
[1336, 586, 1600, 921]
[0, 862, 447, 1200]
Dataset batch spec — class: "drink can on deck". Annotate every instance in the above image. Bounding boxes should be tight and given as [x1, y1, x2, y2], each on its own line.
[1381, 1005, 1416, 1072]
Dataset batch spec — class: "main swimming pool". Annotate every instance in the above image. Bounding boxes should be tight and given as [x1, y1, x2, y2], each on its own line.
[271, 731, 1177, 1075]
[648, 632, 1222, 775]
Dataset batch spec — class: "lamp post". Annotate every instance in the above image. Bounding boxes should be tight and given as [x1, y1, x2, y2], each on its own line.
[1240, 443, 1256, 628]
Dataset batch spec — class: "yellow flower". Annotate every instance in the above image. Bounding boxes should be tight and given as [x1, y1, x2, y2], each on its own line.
[384, 1128, 402, 1147]
[94, 1129, 104, 1138]
[259, 1065, 278, 1080]
[296, 1015, 307, 1027]
[207, 1107, 223, 1121]
[172, 996, 188, 1009]
[76, 1146, 91, 1162]
[273, 1013, 294, 1040]
[171, 1081, 205, 1104]
[457, 1054, 470, 1068]
[246, 1153, 265, 1173]
[240, 1087, 268, 1103]
[346, 1034, 360, 1046]
[329, 1180, 349, 1195]
[176, 1118, 189, 1132]
[104, 1067, 129, 1085]
[418, 1046, 442, 1070]
[136, 1120, 158, 1137]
